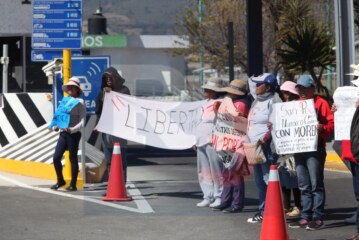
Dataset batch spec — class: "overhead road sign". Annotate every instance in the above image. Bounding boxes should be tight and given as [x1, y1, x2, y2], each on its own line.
[32, 0, 82, 50]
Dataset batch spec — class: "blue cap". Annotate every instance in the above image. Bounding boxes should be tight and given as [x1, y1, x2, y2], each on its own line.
[251, 73, 278, 89]
[296, 75, 315, 88]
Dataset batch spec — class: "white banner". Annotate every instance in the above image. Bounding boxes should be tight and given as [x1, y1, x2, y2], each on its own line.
[270, 99, 318, 154]
[212, 98, 248, 169]
[333, 86, 359, 140]
[96, 91, 207, 150]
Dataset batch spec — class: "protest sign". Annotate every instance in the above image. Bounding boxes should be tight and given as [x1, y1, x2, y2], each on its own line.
[333, 86, 359, 140]
[96, 91, 206, 150]
[212, 98, 248, 169]
[49, 97, 80, 129]
[271, 99, 318, 154]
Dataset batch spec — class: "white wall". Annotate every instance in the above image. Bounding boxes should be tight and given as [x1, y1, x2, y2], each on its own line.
[91, 48, 187, 96]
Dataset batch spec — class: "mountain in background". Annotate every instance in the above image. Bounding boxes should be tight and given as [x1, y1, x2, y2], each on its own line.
[83, 0, 188, 35]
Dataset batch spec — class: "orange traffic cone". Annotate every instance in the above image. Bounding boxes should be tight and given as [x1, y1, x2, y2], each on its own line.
[102, 142, 131, 201]
[260, 165, 289, 240]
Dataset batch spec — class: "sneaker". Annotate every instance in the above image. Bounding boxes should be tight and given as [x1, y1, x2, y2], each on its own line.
[196, 199, 211, 207]
[288, 219, 309, 229]
[286, 206, 301, 217]
[247, 213, 263, 223]
[222, 206, 243, 213]
[209, 198, 221, 208]
[306, 219, 324, 230]
[345, 213, 357, 224]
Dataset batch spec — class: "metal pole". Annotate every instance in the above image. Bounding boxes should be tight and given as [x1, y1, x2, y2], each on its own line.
[334, 0, 355, 87]
[326, 0, 332, 92]
[62, 49, 75, 185]
[2, 44, 9, 93]
[228, 22, 234, 82]
[198, 0, 204, 85]
[246, 0, 263, 76]
[22, 36, 27, 92]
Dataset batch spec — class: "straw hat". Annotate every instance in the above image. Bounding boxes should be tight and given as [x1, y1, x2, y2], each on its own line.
[221, 79, 248, 95]
[201, 77, 225, 92]
[280, 81, 299, 95]
[62, 76, 83, 94]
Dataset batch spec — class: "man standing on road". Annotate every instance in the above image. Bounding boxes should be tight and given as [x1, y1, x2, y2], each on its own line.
[95, 67, 130, 183]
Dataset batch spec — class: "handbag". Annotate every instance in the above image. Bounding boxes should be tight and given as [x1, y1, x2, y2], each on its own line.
[242, 141, 266, 165]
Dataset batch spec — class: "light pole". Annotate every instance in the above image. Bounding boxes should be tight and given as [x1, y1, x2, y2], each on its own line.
[198, 0, 204, 86]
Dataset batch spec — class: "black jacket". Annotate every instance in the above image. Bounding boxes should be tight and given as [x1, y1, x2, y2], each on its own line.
[95, 67, 130, 118]
[350, 107, 359, 161]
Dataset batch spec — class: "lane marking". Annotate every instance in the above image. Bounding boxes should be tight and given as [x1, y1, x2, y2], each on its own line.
[0, 174, 154, 214]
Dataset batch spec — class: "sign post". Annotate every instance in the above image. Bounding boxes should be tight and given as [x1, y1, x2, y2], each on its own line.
[32, 0, 84, 185]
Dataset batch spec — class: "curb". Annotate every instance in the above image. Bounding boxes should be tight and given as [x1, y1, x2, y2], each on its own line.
[0, 158, 84, 188]
[325, 151, 350, 172]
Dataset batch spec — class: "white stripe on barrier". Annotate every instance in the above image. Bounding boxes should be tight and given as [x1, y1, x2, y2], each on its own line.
[5, 94, 37, 132]
[28, 93, 53, 123]
[0, 110, 18, 144]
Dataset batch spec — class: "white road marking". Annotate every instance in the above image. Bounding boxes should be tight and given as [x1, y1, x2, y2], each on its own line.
[0, 174, 154, 214]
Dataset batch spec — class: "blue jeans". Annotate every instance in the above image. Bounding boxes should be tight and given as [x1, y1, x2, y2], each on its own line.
[102, 133, 127, 183]
[254, 141, 277, 214]
[294, 148, 326, 221]
[53, 132, 81, 187]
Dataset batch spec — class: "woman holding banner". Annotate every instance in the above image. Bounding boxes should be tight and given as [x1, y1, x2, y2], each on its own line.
[212, 79, 251, 213]
[246, 73, 282, 223]
[194, 77, 226, 208]
[288, 74, 333, 230]
[49, 77, 86, 191]
[277, 81, 301, 217]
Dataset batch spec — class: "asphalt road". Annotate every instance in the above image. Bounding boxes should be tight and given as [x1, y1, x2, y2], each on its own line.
[0, 153, 357, 240]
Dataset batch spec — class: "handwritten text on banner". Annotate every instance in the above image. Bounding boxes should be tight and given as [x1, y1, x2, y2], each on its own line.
[96, 92, 207, 150]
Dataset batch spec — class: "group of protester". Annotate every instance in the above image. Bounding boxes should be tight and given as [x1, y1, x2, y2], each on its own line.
[47, 64, 359, 239]
[194, 73, 335, 232]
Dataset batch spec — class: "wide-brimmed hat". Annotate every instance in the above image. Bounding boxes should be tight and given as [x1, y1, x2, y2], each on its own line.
[280, 81, 299, 95]
[221, 79, 248, 95]
[201, 77, 225, 92]
[62, 76, 83, 94]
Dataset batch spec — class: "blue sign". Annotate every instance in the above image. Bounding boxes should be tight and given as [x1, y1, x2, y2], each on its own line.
[55, 56, 111, 114]
[31, 50, 82, 62]
[49, 96, 80, 129]
[32, 0, 82, 50]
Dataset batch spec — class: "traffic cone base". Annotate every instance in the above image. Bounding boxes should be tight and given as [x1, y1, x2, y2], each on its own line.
[102, 142, 131, 202]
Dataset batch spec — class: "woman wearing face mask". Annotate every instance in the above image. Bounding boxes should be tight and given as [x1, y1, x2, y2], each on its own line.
[246, 73, 282, 223]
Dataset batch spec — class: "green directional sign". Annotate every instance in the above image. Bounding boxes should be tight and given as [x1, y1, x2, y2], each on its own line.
[82, 34, 127, 48]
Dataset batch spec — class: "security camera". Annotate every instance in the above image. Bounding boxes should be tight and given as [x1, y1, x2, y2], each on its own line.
[42, 58, 63, 73]
[42, 58, 63, 84]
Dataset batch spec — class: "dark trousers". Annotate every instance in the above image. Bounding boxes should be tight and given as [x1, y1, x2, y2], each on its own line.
[221, 168, 245, 209]
[349, 161, 359, 232]
[53, 131, 81, 187]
